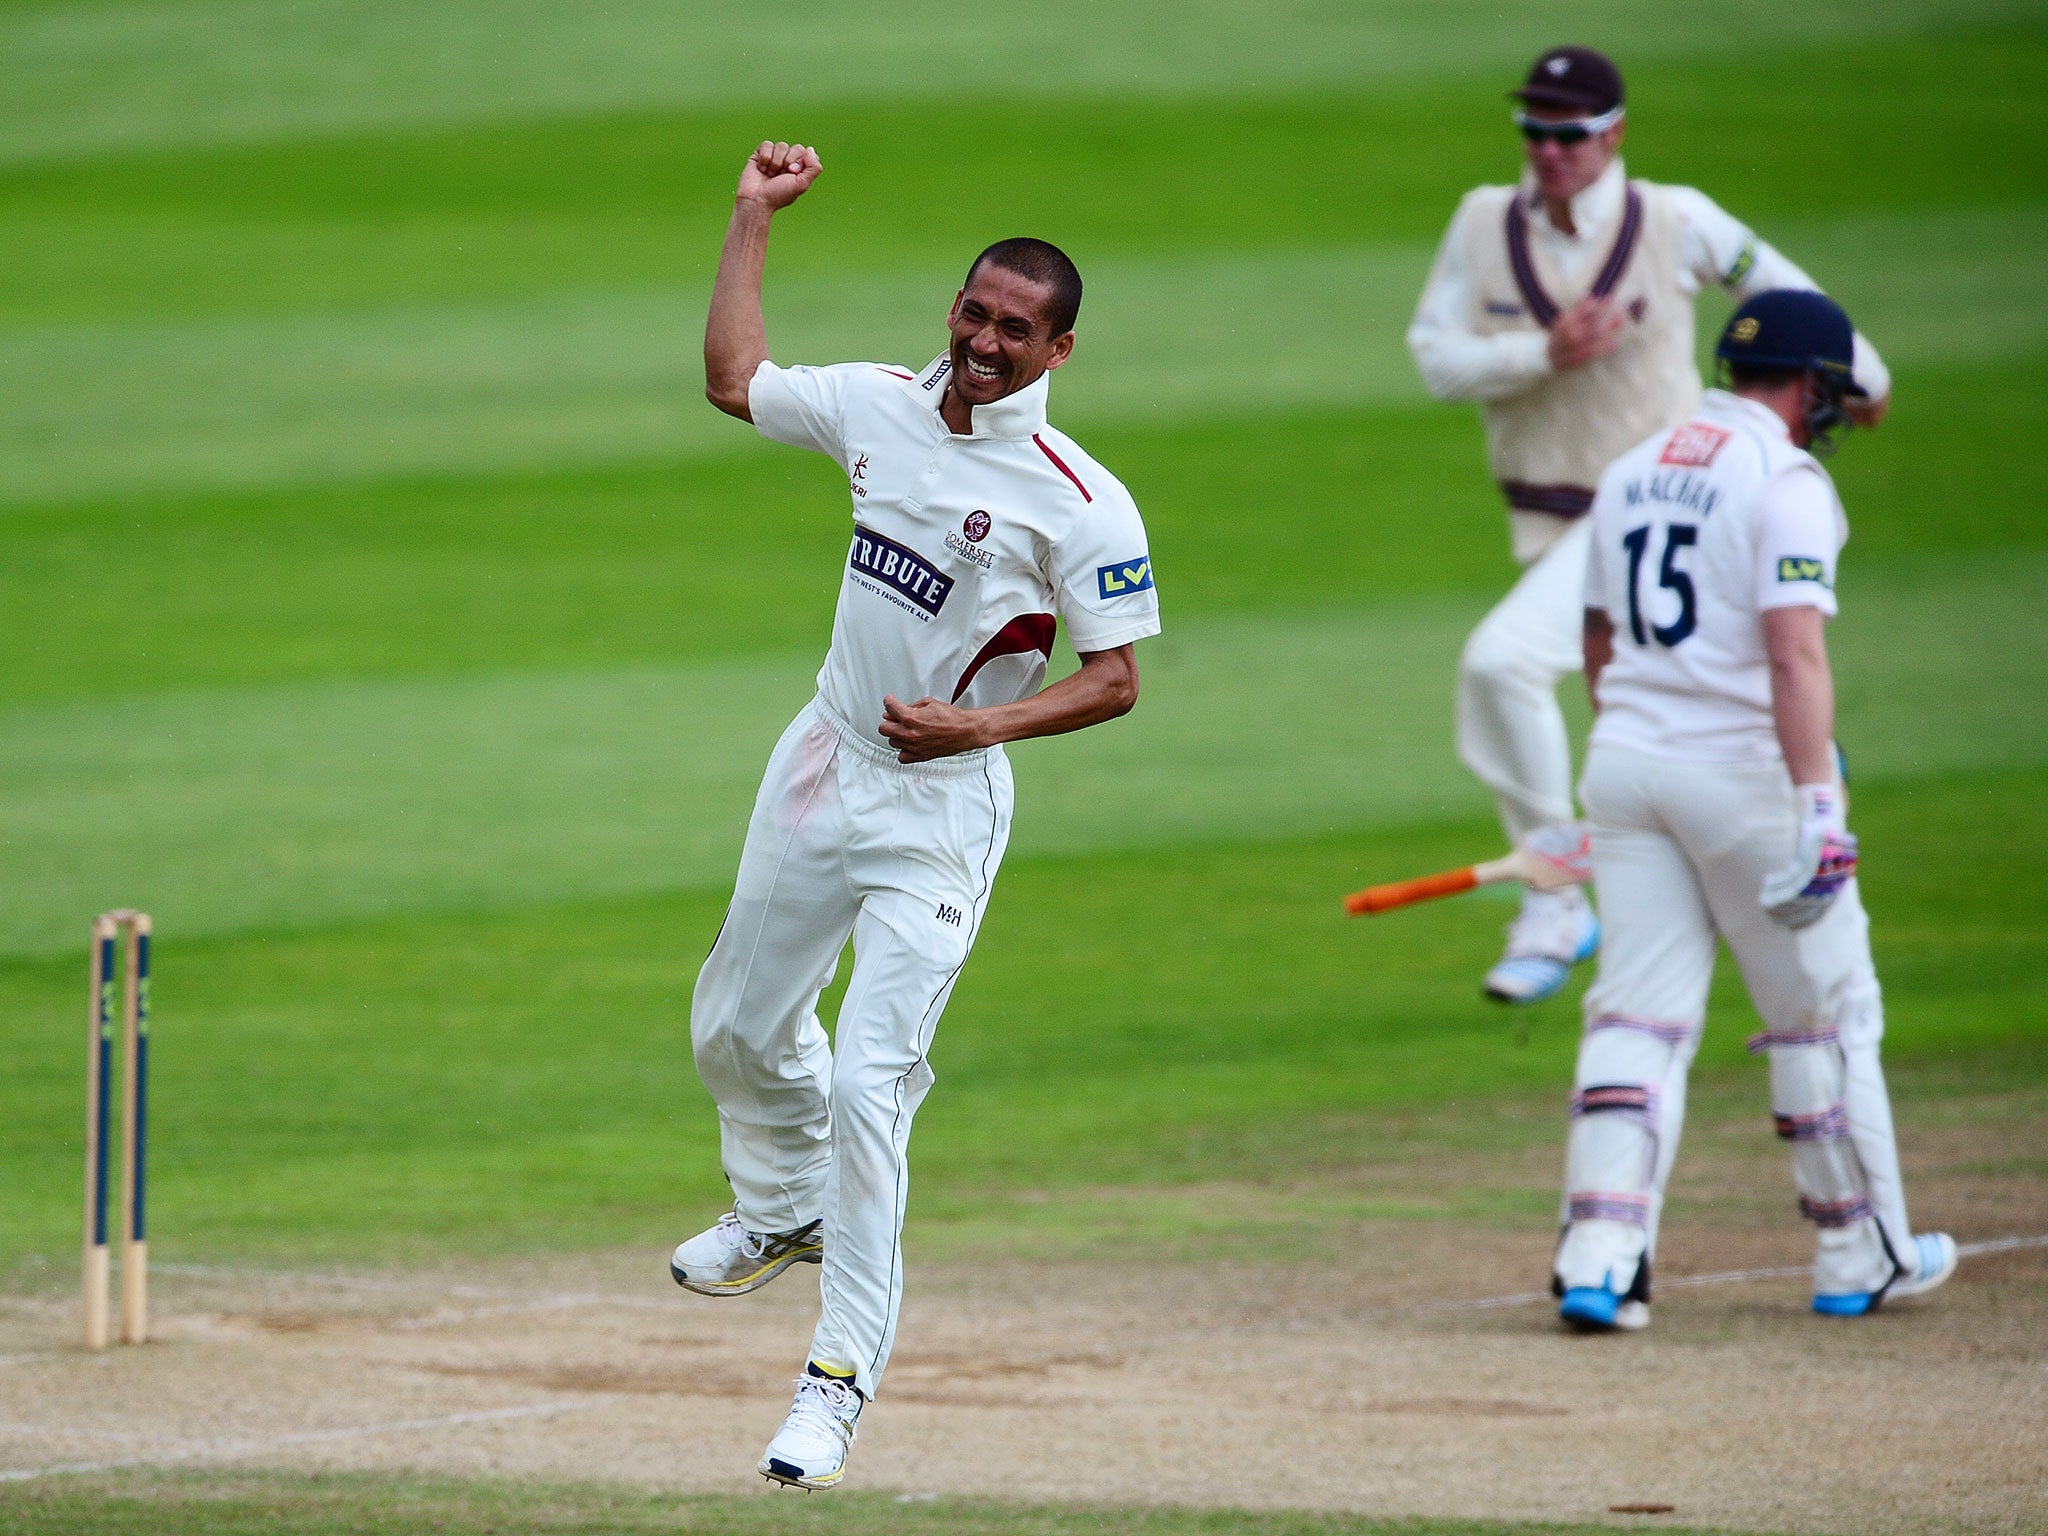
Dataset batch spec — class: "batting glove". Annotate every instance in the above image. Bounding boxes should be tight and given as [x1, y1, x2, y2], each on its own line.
[1760, 784, 1858, 929]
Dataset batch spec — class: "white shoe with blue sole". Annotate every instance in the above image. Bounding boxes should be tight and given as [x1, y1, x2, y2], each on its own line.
[1814, 1232, 1957, 1316]
[1485, 890, 1599, 1005]
[1558, 1274, 1651, 1332]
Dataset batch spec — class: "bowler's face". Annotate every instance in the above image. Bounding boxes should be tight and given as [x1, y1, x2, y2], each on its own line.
[945, 265, 1073, 411]
[1523, 108, 1624, 206]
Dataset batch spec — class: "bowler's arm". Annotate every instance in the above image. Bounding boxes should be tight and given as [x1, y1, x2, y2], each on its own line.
[704, 142, 821, 422]
[879, 646, 1140, 764]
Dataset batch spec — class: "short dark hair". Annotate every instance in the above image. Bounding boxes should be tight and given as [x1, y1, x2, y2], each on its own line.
[965, 238, 1082, 338]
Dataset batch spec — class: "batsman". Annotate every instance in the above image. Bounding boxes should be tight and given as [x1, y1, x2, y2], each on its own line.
[1556, 290, 1955, 1330]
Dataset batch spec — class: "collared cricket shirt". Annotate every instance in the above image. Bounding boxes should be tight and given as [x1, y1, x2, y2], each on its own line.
[1585, 389, 1847, 764]
[749, 354, 1160, 742]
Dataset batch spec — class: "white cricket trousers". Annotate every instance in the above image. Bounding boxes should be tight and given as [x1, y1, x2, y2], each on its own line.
[1457, 516, 1591, 843]
[1557, 742, 1913, 1300]
[691, 698, 1012, 1400]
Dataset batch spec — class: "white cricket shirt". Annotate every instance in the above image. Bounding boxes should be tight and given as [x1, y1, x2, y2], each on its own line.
[1585, 390, 1846, 764]
[749, 353, 1160, 744]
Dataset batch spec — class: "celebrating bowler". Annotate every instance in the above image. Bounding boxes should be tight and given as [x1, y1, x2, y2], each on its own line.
[671, 142, 1161, 1491]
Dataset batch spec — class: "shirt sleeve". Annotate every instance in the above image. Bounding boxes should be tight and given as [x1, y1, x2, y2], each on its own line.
[1406, 193, 1554, 403]
[1047, 485, 1162, 653]
[1755, 465, 1845, 616]
[747, 360, 863, 469]
[1671, 186, 1891, 401]
[1582, 514, 1610, 614]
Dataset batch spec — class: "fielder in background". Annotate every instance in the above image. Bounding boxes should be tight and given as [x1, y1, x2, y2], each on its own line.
[675, 142, 1160, 1490]
[1554, 289, 1956, 1332]
[1407, 45, 1891, 1004]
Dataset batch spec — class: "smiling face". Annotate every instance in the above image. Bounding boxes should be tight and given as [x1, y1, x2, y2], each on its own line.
[1521, 106, 1625, 208]
[944, 263, 1075, 417]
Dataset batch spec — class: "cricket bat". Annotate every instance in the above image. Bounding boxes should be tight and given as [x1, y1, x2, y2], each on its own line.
[1343, 829, 1590, 917]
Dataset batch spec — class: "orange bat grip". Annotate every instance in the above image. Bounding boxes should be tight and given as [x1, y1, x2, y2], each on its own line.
[1343, 866, 1479, 916]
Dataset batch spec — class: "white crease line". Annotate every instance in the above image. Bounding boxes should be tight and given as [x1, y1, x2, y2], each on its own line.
[0, 1353, 57, 1369]
[0, 1398, 605, 1484]
[1457, 1233, 2048, 1312]
[143, 1233, 2048, 1327]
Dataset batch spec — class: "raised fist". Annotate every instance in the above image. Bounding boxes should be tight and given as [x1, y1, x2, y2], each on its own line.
[737, 141, 822, 211]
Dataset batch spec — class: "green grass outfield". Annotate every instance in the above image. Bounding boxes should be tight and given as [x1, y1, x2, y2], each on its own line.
[1, 0, 2042, 1259]
[0, 1, 2045, 1525]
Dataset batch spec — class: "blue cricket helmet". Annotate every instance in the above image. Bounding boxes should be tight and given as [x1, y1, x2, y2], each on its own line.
[1714, 289, 1866, 397]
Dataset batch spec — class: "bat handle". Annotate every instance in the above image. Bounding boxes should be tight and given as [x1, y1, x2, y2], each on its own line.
[1344, 867, 1480, 915]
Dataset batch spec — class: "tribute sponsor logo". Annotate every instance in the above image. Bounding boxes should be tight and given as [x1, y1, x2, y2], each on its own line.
[849, 525, 953, 618]
[1096, 557, 1154, 599]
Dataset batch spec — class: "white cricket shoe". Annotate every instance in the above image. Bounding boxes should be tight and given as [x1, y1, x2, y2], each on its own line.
[759, 1368, 863, 1490]
[1813, 1232, 1958, 1315]
[669, 1212, 822, 1297]
[1888, 1232, 1959, 1299]
[1484, 888, 1599, 1005]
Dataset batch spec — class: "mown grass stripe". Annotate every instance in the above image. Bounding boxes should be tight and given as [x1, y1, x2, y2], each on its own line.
[4, 209, 2044, 507]
[1, 554, 2038, 960]
[3, 0, 2031, 164]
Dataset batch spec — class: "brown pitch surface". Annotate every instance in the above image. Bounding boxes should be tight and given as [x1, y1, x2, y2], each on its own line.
[2, 1127, 2043, 1534]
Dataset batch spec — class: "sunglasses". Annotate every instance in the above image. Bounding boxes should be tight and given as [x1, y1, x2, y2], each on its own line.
[1514, 106, 1624, 145]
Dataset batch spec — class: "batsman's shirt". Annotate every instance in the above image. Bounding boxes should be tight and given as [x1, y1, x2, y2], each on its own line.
[749, 354, 1160, 741]
[1584, 389, 1846, 764]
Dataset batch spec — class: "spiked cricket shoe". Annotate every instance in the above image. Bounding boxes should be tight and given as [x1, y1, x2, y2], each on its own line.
[1559, 1289, 1649, 1333]
[1889, 1232, 1959, 1298]
[1485, 889, 1598, 1005]
[759, 1368, 862, 1490]
[670, 1212, 822, 1297]
[1815, 1232, 1958, 1315]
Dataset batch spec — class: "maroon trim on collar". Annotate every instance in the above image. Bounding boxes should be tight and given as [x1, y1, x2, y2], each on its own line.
[1499, 479, 1597, 516]
[876, 367, 914, 379]
[1591, 184, 1645, 299]
[953, 613, 1057, 701]
[1032, 433, 1092, 502]
[1504, 182, 1644, 328]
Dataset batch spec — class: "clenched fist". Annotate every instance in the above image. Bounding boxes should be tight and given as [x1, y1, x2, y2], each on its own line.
[737, 141, 822, 211]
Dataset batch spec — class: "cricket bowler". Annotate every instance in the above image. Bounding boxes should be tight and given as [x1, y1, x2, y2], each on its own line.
[671, 141, 1161, 1489]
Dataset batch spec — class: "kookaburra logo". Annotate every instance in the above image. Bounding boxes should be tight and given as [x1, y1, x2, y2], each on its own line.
[851, 453, 869, 480]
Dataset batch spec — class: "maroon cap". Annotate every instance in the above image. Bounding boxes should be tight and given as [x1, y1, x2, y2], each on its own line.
[1511, 46, 1624, 114]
